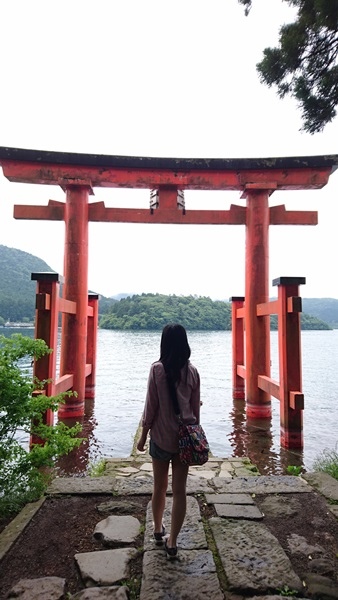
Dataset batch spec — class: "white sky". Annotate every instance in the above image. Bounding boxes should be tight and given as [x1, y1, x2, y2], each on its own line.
[0, 0, 337, 300]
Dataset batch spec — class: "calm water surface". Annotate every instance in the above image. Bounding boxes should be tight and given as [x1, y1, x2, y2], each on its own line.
[3, 327, 338, 475]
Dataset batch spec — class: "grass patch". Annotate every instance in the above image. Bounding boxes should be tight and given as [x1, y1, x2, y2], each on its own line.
[88, 459, 106, 477]
[201, 516, 229, 592]
[313, 446, 338, 481]
[286, 465, 302, 476]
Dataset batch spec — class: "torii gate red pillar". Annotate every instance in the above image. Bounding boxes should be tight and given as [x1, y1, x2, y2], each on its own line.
[58, 185, 90, 418]
[245, 187, 271, 418]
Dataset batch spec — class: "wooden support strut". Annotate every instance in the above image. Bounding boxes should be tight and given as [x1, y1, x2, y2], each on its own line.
[230, 297, 245, 400]
[274, 276, 305, 449]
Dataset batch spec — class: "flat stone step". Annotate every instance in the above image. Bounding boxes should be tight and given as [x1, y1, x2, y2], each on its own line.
[144, 496, 207, 551]
[214, 503, 263, 519]
[213, 475, 310, 494]
[93, 515, 141, 546]
[140, 549, 224, 600]
[205, 492, 255, 505]
[209, 517, 303, 594]
[74, 548, 137, 587]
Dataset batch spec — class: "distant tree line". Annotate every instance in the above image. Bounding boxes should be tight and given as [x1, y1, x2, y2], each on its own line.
[99, 293, 331, 331]
[99, 294, 232, 331]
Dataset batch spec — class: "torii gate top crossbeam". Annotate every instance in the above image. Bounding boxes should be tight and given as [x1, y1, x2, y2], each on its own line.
[0, 147, 337, 191]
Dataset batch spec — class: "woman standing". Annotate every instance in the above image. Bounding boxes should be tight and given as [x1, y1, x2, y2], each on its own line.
[137, 323, 201, 559]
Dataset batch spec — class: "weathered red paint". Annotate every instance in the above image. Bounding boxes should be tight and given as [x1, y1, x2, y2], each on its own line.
[244, 189, 272, 418]
[58, 185, 89, 418]
[232, 278, 305, 448]
[1, 159, 332, 190]
[30, 273, 60, 445]
[230, 297, 245, 400]
[32, 273, 60, 399]
[276, 278, 304, 449]
[85, 294, 99, 399]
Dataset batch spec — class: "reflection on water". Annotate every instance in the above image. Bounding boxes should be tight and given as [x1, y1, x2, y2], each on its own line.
[228, 399, 304, 475]
[55, 399, 100, 477]
[2, 327, 337, 476]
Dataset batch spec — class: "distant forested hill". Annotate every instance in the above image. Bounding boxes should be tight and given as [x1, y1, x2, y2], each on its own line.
[0, 245, 336, 329]
[99, 293, 332, 331]
[0, 245, 54, 323]
[302, 298, 338, 328]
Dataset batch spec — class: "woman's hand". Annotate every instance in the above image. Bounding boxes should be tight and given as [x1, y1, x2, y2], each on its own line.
[137, 426, 149, 452]
[137, 437, 146, 452]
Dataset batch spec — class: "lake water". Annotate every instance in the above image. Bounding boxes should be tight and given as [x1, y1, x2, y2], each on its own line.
[2, 327, 338, 475]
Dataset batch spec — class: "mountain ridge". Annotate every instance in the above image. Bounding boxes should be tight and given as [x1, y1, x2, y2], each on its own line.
[0, 245, 337, 328]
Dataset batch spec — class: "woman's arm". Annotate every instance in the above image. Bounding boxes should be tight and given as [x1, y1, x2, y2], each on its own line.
[137, 425, 150, 451]
[191, 371, 201, 424]
[137, 364, 159, 450]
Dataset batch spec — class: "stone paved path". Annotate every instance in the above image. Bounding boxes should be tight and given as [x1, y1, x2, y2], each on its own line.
[1, 455, 338, 599]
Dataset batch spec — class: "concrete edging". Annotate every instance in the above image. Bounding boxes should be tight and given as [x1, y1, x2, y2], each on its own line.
[0, 497, 46, 561]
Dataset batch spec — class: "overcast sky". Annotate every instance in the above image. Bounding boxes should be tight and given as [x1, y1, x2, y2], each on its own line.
[0, 0, 337, 300]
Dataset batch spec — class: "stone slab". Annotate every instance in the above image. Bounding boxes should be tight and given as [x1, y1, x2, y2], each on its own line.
[287, 533, 325, 556]
[205, 493, 254, 505]
[113, 476, 154, 495]
[140, 549, 224, 600]
[250, 597, 304, 600]
[302, 472, 338, 501]
[144, 496, 207, 551]
[259, 495, 301, 517]
[75, 548, 137, 587]
[0, 497, 45, 561]
[329, 504, 338, 519]
[214, 504, 263, 519]
[212, 475, 310, 494]
[139, 463, 153, 471]
[303, 573, 338, 599]
[47, 477, 118, 495]
[71, 586, 129, 599]
[115, 466, 140, 474]
[93, 515, 141, 545]
[7, 576, 66, 599]
[185, 475, 211, 494]
[220, 462, 234, 472]
[188, 469, 218, 479]
[97, 499, 142, 515]
[209, 517, 303, 593]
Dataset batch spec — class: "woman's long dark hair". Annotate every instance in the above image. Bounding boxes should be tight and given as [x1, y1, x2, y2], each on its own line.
[159, 324, 191, 411]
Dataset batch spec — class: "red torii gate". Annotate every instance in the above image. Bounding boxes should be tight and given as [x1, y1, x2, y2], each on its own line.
[0, 147, 337, 446]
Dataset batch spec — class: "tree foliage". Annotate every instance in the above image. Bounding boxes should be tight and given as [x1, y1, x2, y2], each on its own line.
[0, 334, 82, 517]
[100, 293, 232, 331]
[0, 245, 54, 322]
[99, 293, 331, 330]
[238, 0, 338, 133]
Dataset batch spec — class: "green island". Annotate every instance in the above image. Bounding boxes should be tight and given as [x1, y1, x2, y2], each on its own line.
[99, 293, 332, 331]
[0, 245, 337, 330]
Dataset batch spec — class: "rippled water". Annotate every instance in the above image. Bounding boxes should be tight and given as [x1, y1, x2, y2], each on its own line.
[3, 327, 338, 474]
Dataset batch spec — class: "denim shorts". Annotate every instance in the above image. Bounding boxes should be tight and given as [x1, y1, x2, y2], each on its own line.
[149, 439, 177, 462]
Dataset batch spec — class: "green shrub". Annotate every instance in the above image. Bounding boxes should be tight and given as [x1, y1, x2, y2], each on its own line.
[0, 333, 83, 517]
[313, 446, 338, 481]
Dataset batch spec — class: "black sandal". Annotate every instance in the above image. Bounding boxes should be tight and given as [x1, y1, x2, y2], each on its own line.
[164, 539, 178, 559]
[153, 524, 166, 545]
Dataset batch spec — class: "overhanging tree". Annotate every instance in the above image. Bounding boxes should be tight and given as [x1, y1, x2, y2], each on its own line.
[238, 0, 338, 133]
[0, 334, 82, 517]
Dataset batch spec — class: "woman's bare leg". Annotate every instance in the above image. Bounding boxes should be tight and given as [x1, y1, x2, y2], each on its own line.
[167, 454, 189, 548]
[152, 457, 170, 533]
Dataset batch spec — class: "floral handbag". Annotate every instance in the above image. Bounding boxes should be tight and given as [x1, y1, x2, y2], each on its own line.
[178, 421, 209, 466]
